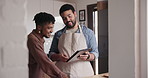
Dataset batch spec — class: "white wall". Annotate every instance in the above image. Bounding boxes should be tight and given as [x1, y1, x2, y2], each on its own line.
[0, 0, 28, 78]
[146, 1, 148, 78]
[147, 0, 148, 77]
[109, 0, 147, 78]
[109, 0, 135, 78]
[139, 0, 147, 78]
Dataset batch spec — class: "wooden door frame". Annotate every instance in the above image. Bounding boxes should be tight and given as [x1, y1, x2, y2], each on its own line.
[87, 1, 108, 74]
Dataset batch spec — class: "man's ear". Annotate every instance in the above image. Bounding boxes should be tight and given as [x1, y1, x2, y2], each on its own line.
[74, 11, 77, 17]
[37, 25, 42, 31]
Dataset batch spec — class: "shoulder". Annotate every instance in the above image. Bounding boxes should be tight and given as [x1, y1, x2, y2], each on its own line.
[27, 33, 34, 40]
[54, 27, 65, 37]
[27, 33, 38, 43]
[81, 26, 94, 34]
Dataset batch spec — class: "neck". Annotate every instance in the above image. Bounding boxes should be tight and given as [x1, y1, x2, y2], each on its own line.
[35, 29, 43, 38]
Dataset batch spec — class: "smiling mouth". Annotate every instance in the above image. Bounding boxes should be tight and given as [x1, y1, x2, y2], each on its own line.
[48, 33, 51, 36]
[67, 21, 72, 25]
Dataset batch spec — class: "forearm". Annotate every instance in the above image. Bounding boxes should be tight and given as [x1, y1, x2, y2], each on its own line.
[40, 59, 67, 78]
[50, 53, 61, 61]
[50, 53, 69, 62]
[45, 61, 67, 78]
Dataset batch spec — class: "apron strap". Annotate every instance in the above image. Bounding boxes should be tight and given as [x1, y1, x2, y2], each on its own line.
[78, 25, 83, 33]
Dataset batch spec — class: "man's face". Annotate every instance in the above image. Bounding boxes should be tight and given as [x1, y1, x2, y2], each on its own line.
[41, 22, 54, 38]
[61, 10, 77, 28]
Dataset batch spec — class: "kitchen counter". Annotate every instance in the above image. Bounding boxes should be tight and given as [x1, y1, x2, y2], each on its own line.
[83, 73, 109, 78]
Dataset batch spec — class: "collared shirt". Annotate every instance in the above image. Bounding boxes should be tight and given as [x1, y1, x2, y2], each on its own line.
[49, 25, 99, 58]
[27, 30, 65, 78]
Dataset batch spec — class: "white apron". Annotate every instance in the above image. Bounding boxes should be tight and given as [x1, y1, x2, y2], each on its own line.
[56, 26, 94, 78]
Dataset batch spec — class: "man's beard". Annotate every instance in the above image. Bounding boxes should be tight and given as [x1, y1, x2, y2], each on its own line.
[66, 20, 76, 29]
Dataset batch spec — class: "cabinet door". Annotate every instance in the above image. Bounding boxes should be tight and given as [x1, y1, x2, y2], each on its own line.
[97, 1, 108, 74]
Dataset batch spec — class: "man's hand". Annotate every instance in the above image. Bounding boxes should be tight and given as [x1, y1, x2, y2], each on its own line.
[50, 53, 69, 62]
[78, 51, 89, 60]
[58, 72, 68, 78]
[78, 51, 94, 61]
[59, 53, 69, 62]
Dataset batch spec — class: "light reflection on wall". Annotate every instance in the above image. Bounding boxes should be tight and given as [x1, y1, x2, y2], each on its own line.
[52, 16, 65, 35]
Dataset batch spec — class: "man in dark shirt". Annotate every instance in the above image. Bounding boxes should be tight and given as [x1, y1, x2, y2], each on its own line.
[27, 12, 68, 78]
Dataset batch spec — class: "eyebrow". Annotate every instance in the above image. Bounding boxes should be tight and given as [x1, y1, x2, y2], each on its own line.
[62, 14, 71, 18]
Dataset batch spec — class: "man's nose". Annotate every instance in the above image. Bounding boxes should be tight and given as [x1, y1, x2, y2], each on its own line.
[50, 29, 53, 33]
[66, 17, 70, 21]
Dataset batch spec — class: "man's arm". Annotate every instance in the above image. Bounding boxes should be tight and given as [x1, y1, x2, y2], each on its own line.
[49, 32, 69, 62]
[50, 53, 69, 62]
[79, 27, 99, 61]
[87, 29, 99, 59]
[27, 37, 67, 78]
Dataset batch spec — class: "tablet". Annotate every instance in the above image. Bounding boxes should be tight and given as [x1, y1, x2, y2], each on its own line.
[66, 48, 92, 62]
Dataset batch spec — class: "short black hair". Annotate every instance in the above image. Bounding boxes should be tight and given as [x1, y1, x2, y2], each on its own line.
[59, 4, 75, 15]
[33, 12, 55, 26]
